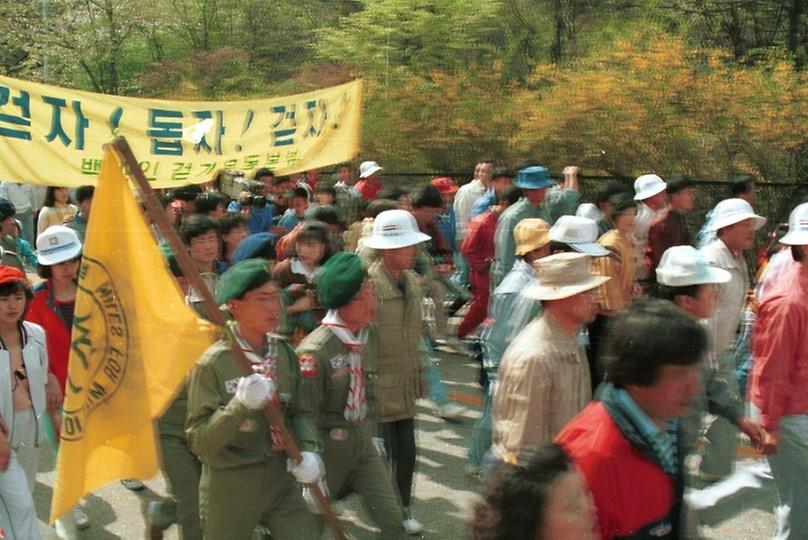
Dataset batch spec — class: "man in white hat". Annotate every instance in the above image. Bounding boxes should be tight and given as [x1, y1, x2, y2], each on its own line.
[747, 202, 808, 539]
[490, 252, 608, 468]
[355, 161, 384, 201]
[698, 198, 766, 482]
[653, 246, 767, 456]
[362, 209, 430, 535]
[633, 174, 668, 281]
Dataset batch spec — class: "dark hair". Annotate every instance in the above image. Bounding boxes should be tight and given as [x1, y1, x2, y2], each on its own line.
[43, 186, 72, 208]
[411, 185, 443, 209]
[0, 279, 33, 308]
[729, 174, 755, 197]
[292, 187, 309, 200]
[792, 244, 805, 262]
[492, 166, 515, 180]
[603, 298, 707, 387]
[194, 191, 227, 215]
[378, 186, 409, 202]
[666, 175, 695, 194]
[499, 185, 523, 207]
[548, 241, 576, 254]
[318, 186, 337, 199]
[595, 184, 630, 206]
[366, 199, 398, 219]
[608, 193, 638, 216]
[254, 168, 275, 181]
[75, 186, 95, 205]
[218, 213, 246, 236]
[37, 255, 81, 278]
[336, 163, 352, 171]
[654, 283, 704, 303]
[469, 444, 573, 540]
[170, 184, 203, 202]
[293, 221, 332, 264]
[309, 205, 341, 226]
[180, 214, 219, 245]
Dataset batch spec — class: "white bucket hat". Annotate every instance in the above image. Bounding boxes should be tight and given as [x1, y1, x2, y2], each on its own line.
[358, 161, 383, 179]
[523, 252, 609, 301]
[36, 225, 82, 266]
[363, 209, 430, 250]
[575, 203, 602, 222]
[634, 174, 667, 201]
[656, 246, 731, 287]
[710, 198, 766, 232]
[780, 202, 808, 246]
[549, 216, 609, 257]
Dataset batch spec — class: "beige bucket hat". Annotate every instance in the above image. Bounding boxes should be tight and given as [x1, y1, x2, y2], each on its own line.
[523, 252, 609, 300]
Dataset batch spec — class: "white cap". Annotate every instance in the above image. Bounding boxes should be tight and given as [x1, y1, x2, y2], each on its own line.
[656, 245, 731, 287]
[36, 225, 82, 266]
[634, 174, 667, 201]
[359, 161, 383, 179]
[575, 203, 602, 222]
[549, 216, 609, 257]
[710, 198, 766, 232]
[780, 203, 808, 246]
[363, 210, 430, 250]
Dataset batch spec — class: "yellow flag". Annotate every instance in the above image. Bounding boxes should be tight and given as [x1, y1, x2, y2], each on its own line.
[50, 147, 216, 522]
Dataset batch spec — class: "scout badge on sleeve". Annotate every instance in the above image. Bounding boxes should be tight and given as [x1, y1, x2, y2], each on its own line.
[300, 354, 319, 378]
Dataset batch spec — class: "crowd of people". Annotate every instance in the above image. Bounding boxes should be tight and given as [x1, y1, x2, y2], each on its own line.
[0, 158, 806, 540]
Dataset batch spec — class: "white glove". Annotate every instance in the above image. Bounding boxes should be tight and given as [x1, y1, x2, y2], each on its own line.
[235, 373, 274, 410]
[302, 478, 330, 514]
[288, 451, 325, 484]
[372, 437, 387, 458]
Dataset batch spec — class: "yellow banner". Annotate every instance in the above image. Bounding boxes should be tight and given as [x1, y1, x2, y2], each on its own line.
[0, 76, 362, 188]
[50, 147, 217, 522]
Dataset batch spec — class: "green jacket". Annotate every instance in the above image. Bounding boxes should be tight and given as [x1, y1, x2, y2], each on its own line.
[296, 325, 380, 429]
[368, 260, 424, 423]
[185, 337, 320, 469]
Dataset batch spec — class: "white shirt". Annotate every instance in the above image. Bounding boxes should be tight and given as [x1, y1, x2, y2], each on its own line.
[453, 179, 486, 244]
[700, 238, 749, 354]
[0, 182, 38, 213]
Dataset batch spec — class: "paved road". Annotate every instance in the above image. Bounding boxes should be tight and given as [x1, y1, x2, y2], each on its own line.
[33, 347, 776, 539]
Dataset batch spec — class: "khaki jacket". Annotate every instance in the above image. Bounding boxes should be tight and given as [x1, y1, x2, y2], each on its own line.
[185, 337, 320, 469]
[368, 260, 424, 423]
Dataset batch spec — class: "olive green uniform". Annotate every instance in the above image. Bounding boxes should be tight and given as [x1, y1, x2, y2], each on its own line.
[297, 325, 407, 538]
[186, 336, 322, 540]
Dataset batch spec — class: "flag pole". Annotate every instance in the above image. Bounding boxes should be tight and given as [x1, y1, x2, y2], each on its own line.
[109, 137, 347, 540]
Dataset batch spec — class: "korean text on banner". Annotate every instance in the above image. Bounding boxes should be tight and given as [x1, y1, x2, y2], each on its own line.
[50, 147, 216, 522]
[0, 76, 362, 187]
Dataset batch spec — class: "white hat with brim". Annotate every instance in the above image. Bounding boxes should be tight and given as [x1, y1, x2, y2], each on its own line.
[780, 203, 808, 245]
[656, 246, 731, 287]
[634, 174, 667, 201]
[36, 225, 82, 266]
[522, 252, 610, 301]
[710, 198, 766, 232]
[550, 216, 609, 257]
[362, 209, 431, 250]
[359, 161, 383, 179]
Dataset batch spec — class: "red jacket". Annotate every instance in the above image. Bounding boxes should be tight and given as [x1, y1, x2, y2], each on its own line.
[25, 280, 71, 392]
[556, 399, 681, 539]
[461, 211, 497, 273]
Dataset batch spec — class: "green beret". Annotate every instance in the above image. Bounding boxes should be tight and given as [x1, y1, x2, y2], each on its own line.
[317, 252, 367, 309]
[216, 258, 273, 304]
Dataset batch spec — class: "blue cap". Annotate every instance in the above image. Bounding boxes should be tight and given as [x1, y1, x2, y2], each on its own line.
[514, 166, 553, 190]
[231, 233, 276, 264]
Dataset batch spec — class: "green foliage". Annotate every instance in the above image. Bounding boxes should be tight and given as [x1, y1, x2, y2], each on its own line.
[0, 0, 804, 180]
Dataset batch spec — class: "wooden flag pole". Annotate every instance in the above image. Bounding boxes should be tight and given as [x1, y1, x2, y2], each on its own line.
[110, 137, 347, 540]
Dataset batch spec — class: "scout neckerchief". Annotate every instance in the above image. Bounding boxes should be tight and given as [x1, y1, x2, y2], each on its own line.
[322, 310, 368, 423]
[231, 323, 285, 452]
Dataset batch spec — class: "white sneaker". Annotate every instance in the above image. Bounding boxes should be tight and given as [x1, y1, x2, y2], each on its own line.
[435, 402, 466, 420]
[403, 516, 423, 536]
[73, 507, 90, 530]
[55, 516, 78, 540]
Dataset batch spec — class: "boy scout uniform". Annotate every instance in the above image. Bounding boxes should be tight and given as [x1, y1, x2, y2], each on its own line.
[297, 324, 407, 538]
[186, 335, 322, 540]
